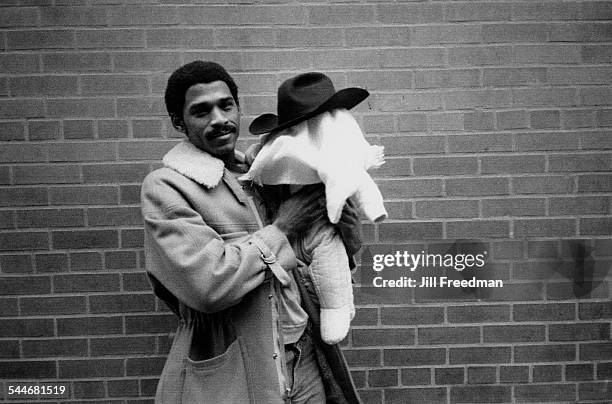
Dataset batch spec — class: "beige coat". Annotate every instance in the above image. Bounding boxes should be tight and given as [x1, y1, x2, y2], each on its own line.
[141, 140, 360, 403]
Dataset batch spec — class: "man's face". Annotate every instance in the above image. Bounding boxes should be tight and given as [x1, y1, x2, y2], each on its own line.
[174, 80, 240, 158]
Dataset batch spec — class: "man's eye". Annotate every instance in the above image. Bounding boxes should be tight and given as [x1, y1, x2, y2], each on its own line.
[222, 104, 234, 111]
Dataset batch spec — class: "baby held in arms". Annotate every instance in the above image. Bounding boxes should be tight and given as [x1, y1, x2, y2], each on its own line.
[241, 72, 387, 344]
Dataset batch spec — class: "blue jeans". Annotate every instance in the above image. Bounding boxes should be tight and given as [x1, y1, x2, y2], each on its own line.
[284, 328, 326, 403]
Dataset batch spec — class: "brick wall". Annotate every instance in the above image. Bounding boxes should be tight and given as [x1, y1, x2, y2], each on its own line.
[0, 1, 610, 403]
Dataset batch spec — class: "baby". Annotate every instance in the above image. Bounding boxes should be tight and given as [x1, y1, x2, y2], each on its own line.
[241, 73, 386, 344]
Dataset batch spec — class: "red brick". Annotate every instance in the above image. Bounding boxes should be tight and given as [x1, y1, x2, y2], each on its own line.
[312, 49, 379, 70]
[7, 30, 74, 49]
[426, 113, 465, 131]
[353, 329, 414, 347]
[467, 366, 496, 384]
[384, 348, 445, 366]
[107, 5, 178, 25]
[82, 163, 150, 183]
[414, 25, 481, 45]
[514, 219, 576, 237]
[450, 347, 510, 364]
[90, 293, 155, 314]
[516, 131, 579, 151]
[10, 75, 78, 96]
[352, 308, 378, 327]
[22, 338, 88, 358]
[59, 359, 124, 378]
[0, 275, 50, 295]
[381, 135, 442, 155]
[435, 367, 464, 384]
[483, 325, 544, 343]
[418, 327, 480, 345]
[451, 386, 511, 403]
[581, 218, 612, 236]
[378, 179, 443, 198]
[43, 52, 112, 72]
[445, 89, 512, 109]
[446, 178, 508, 196]
[87, 207, 143, 226]
[132, 119, 165, 138]
[583, 1, 612, 19]
[49, 185, 118, 205]
[21, 295, 86, 315]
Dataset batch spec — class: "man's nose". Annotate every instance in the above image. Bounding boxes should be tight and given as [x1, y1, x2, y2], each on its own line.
[210, 107, 228, 127]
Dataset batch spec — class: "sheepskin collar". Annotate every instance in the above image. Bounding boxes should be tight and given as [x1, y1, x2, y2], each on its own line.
[162, 140, 245, 188]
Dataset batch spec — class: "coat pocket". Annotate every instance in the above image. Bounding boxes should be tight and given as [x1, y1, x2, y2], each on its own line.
[180, 337, 251, 404]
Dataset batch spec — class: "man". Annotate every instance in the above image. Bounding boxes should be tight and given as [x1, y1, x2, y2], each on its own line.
[141, 60, 361, 403]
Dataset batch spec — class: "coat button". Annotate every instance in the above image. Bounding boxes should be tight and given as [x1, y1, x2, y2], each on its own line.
[268, 294, 273, 299]
[273, 353, 278, 359]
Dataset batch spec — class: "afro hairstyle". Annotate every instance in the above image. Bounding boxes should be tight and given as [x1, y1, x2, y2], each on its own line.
[164, 60, 239, 119]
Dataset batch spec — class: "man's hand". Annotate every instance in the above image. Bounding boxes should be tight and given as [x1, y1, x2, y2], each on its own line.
[273, 184, 326, 238]
[336, 198, 362, 257]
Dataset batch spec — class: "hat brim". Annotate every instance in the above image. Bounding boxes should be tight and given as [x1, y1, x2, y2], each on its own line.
[249, 87, 369, 135]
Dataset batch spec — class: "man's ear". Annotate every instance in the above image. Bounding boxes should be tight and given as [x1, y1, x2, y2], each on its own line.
[170, 114, 186, 133]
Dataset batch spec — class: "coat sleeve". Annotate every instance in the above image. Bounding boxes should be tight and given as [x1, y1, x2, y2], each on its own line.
[141, 172, 297, 314]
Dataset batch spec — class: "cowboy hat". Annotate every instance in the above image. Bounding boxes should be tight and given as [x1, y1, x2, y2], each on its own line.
[249, 72, 369, 135]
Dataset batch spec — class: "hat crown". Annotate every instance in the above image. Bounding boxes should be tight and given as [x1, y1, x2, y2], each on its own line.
[277, 72, 335, 125]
